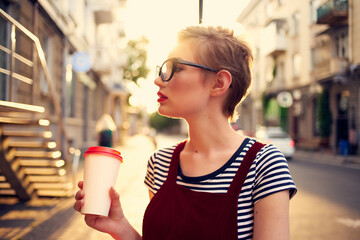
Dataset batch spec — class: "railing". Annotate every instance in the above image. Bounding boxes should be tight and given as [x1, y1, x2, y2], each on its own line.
[317, 0, 348, 20]
[312, 57, 349, 81]
[0, 8, 71, 167]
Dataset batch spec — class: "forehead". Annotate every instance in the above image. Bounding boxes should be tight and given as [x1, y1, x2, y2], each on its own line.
[168, 39, 198, 61]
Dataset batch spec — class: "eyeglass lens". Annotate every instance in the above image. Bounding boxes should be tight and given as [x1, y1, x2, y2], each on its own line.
[160, 60, 172, 81]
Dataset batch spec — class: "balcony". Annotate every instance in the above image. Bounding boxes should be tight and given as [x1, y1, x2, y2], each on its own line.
[262, 20, 287, 57]
[317, 0, 348, 25]
[312, 57, 348, 81]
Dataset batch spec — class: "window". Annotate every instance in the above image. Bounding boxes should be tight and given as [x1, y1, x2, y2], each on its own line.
[0, 16, 8, 100]
[313, 98, 320, 136]
[65, 64, 76, 117]
[40, 34, 55, 95]
[291, 11, 300, 36]
[310, 0, 320, 23]
[311, 48, 316, 70]
[335, 32, 348, 58]
[292, 53, 301, 78]
[278, 61, 285, 84]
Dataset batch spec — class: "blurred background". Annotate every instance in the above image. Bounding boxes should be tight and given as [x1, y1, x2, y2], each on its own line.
[0, 0, 359, 239]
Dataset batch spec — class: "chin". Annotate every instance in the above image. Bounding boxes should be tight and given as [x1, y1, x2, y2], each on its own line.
[158, 108, 182, 119]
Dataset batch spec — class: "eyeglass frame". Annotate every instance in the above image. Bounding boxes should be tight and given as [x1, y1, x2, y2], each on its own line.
[156, 57, 219, 82]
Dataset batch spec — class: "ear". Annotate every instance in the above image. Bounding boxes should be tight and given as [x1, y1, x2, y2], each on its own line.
[210, 70, 232, 97]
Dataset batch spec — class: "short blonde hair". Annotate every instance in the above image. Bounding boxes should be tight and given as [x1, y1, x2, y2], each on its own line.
[178, 26, 253, 120]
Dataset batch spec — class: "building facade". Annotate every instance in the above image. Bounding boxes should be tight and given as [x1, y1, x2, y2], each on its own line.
[0, 0, 128, 151]
[238, 0, 359, 155]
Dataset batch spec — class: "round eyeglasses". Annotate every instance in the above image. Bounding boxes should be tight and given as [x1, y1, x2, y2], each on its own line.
[156, 57, 219, 82]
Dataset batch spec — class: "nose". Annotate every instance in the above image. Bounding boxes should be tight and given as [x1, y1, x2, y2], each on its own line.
[154, 75, 165, 87]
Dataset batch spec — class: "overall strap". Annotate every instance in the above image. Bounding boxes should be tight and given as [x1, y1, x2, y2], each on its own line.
[166, 141, 187, 183]
[227, 141, 265, 196]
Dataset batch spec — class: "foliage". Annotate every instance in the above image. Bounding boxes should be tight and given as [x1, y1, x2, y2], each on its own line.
[123, 36, 150, 84]
[262, 92, 270, 125]
[280, 107, 288, 131]
[317, 89, 332, 138]
[149, 112, 180, 132]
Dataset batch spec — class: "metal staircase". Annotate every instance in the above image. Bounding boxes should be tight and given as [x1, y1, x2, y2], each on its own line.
[0, 106, 74, 201]
[0, 9, 78, 201]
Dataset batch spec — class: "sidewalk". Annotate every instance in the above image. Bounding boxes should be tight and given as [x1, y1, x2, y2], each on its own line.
[0, 134, 158, 240]
[293, 149, 360, 169]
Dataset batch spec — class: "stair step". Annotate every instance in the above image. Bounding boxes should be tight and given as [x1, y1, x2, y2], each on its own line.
[7, 141, 57, 149]
[0, 100, 45, 113]
[36, 189, 73, 197]
[10, 158, 21, 172]
[33, 182, 73, 190]
[5, 148, 16, 161]
[0, 182, 11, 188]
[19, 159, 65, 167]
[0, 189, 16, 195]
[24, 167, 66, 175]
[0, 161, 26, 179]
[27, 175, 68, 182]
[0, 111, 44, 119]
[0, 175, 6, 181]
[15, 150, 61, 158]
[0, 179, 33, 196]
[0, 116, 41, 125]
[2, 130, 52, 138]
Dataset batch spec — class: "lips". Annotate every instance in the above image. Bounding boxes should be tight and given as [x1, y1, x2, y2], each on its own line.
[157, 91, 168, 103]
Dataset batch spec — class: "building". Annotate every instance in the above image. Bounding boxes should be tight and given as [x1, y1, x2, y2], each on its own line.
[0, 0, 128, 200]
[237, 0, 359, 155]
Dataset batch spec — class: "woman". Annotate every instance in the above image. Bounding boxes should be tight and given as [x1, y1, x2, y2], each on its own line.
[74, 25, 297, 240]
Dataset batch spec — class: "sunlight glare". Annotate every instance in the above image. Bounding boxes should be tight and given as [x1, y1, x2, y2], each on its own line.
[123, 0, 250, 113]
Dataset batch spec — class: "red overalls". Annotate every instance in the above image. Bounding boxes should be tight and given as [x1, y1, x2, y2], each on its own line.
[143, 141, 264, 240]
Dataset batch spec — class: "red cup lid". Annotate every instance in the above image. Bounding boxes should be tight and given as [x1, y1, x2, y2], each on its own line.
[84, 146, 123, 162]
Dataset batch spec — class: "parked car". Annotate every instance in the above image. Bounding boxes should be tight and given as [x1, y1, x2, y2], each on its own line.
[255, 126, 295, 159]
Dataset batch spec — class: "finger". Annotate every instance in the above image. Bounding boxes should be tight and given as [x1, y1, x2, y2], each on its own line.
[109, 187, 121, 208]
[108, 187, 125, 220]
[75, 190, 84, 200]
[74, 199, 84, 212]
[78, 181, 84, 189]
[84, 214, 99, 228]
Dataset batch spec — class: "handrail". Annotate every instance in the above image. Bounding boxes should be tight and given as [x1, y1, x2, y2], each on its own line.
[0, 8, 71, 165]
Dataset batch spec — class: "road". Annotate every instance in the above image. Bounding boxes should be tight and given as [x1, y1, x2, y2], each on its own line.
[289, 159, 360, 240]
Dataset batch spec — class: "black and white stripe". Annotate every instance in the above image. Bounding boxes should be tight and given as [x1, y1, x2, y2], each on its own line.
[144, 138, 297, 239]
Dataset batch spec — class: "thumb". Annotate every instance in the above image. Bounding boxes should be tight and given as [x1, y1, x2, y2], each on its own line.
[108, 187, 124, 220]
[109, 187, 120, 207]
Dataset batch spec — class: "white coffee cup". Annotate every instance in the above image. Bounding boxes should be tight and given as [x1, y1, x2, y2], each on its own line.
[81, 146, 123, 216]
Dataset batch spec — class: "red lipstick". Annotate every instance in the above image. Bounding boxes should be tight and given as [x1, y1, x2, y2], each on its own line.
[157, 91, 168, 103]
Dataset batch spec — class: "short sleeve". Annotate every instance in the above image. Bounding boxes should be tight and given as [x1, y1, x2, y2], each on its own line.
[144, 152, 156, 194]
[252, 144, 297, 203]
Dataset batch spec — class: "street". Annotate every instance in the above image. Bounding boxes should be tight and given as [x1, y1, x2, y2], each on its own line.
[289, 159, 360, 240]
[1, 134, 360, 239]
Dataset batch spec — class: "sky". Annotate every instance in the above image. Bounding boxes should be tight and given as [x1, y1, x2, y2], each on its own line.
[122, 0, 251, 113]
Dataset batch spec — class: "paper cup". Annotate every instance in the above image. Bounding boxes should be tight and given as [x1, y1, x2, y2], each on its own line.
[81, 146, 123, 216]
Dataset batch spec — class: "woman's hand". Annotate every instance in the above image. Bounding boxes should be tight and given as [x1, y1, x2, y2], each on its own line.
[73, 181, 130, 238]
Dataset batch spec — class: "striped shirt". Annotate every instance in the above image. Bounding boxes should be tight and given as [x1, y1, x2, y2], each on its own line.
[144, 138, 297, 239]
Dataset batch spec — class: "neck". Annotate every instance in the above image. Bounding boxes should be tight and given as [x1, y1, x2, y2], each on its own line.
[184, 113, 242, 154]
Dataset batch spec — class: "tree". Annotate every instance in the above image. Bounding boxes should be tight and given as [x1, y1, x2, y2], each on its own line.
[149, 112, 180, 132]
[123, 36, 150, 84]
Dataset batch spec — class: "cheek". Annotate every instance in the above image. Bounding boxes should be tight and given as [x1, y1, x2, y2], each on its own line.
[158, 82, 210, 117]
[172, 72, 208, 94]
